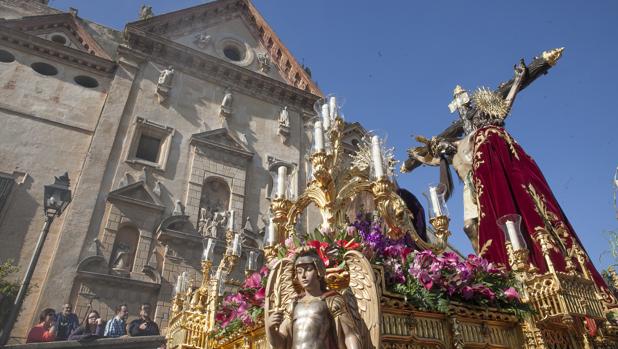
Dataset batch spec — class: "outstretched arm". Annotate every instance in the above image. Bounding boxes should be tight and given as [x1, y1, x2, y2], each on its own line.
[503, 59, 527, 115]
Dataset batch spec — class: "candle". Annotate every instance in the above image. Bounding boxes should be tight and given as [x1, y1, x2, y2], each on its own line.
[328, 96, 337, 120]
[429, 186, 443, 216]
[228, 210, 235, 231]
[232, 233, 241, 256]
[174, 275, 181, 294]
[505, 220, 523, 250]
[314, 121, 324, 151]
[371, 136, 384, 178]
[203, 238, 214, 261]
[321, 103, 330, 130]
[180, 271, 187, 292]
[247, 251, 256, 271]
[277, 166, 287, 198]
[267, 218, 276, 245]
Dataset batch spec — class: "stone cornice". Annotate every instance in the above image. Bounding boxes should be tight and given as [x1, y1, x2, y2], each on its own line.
[0, 24, 115, 76]
[76, 270, 161, 289]
[123, 26, 319, 110]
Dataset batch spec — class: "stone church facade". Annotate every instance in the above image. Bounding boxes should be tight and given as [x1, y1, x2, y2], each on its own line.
[0, 0, 365, 343]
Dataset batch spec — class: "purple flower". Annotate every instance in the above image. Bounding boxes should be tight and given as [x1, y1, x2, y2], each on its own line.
[462, 286, 474, 300]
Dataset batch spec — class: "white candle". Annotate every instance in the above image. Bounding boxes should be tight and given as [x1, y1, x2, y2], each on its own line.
[232, 233, 241, 256]
[321, 104, 331, 130]
[277, 166, 287, 198]
[203, 238, 214, 261]
[180, 271, 187, 292]
[371, 136, 384, 178]
[314, 121, 324, 151]
[228, 210, 235, 231]
[429, 186, 443, 216]
[174, 275, 181, 294]
[247, 251, 256, 270]
[505, 220, 523, 250]
[267, 218, 276, 245]
[328, 96, 337, 120]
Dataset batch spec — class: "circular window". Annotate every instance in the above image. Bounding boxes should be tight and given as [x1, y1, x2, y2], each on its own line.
[50, 34, 67, 45]
[0, 49, 15, 63]
[31, 62, 58, 76]
[74, 75, 99, 88]
[223, 46, 243, 62]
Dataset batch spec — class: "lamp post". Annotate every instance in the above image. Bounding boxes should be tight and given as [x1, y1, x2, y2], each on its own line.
[0, 173, 72, 346]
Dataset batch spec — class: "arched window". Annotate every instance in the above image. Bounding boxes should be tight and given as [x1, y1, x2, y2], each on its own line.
[109, 225, 139, 275]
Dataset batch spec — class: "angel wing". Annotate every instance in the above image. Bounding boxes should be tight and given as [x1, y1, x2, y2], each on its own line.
[343, 250, 380, 349]
[264, 258, 296, 327]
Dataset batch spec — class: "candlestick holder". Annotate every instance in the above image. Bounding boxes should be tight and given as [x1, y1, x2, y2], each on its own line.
[263, 243, 281, 264]
[429, 215, 451, 244]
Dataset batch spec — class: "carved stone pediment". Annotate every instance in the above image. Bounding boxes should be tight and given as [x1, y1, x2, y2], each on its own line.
[191, 128, 253, 160]
[0, 13, 111, 59]
[124, 0, 320, 96]
[107, 181, 165, 211]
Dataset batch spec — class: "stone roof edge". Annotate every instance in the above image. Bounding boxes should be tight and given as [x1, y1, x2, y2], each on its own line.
[121, 28, 320, 111]
[0, 24, 116, 76]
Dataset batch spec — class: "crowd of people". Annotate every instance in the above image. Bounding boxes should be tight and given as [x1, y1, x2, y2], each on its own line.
[26, 302, 160, 343]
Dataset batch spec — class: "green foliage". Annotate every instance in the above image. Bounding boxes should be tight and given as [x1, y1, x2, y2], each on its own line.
[0, 260, 21, 327]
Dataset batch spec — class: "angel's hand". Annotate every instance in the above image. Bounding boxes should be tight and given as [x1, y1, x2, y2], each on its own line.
[268, 310, 284, 329]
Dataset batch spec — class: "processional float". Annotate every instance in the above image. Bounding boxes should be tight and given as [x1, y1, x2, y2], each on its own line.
[166, 48, 618, 349]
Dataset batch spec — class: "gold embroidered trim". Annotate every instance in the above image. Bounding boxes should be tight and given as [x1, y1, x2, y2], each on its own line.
[473, 126, 520, 161]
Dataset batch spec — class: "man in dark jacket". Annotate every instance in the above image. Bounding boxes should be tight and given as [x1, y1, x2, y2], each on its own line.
[129, 303, 160, 336]
[55, 303, 79, 340]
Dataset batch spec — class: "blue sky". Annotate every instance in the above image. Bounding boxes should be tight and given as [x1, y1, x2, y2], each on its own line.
[51, 1, 618, 268]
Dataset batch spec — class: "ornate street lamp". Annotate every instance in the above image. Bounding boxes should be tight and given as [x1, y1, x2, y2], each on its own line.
[0, 173, 72, 345]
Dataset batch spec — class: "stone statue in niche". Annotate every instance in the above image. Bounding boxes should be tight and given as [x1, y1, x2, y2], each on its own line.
[157, 66, 174, 103]
[257, 53, 271, 73]
[111, 242, 132, 276]
[277, 106, 290, 143]
[194, 32, 212, 49]
[197, 207, 212, 237]
[220, 88, 233, 118]
[139, 5, 153, 20]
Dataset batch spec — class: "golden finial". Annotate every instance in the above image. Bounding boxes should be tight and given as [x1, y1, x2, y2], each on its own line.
[542, 47, 564, 66]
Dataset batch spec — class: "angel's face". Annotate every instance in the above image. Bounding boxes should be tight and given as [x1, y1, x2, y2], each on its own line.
[296, 263, 320, 291]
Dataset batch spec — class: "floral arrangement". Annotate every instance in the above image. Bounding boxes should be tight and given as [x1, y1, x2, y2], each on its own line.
[212, 213, 529, 336]
[350, 213, 529, 314]
[211, 266, 268, 338]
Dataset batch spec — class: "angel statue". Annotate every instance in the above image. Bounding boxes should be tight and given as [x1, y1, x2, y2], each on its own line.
[265, 246, 379, 349]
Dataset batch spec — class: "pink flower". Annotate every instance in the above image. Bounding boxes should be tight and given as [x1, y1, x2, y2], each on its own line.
[254, 287, 265, 302]
[346, 225, 357, 237]
[503, 287, 520, 301]
[284, 237, 296, 250]
[243, 272, 262, 289]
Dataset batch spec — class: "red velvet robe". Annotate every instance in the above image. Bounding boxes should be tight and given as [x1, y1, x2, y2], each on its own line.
[472, 125, 607, 289]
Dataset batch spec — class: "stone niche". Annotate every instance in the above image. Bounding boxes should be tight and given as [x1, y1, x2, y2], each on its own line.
[72, 180, 165, 322]
[185, 128, 253, 233]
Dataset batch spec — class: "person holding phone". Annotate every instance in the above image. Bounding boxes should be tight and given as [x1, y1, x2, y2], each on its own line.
[128, 303, 159, 336]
